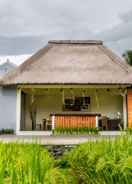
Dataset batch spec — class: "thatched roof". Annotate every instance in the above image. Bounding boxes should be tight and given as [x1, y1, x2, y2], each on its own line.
[1, 40, 132, 86]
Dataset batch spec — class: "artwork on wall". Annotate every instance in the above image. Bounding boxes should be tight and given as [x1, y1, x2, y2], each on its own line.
[63, 96, 90, 111]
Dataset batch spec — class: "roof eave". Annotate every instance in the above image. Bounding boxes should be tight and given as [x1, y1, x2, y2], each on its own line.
[1, 82, 132, 87]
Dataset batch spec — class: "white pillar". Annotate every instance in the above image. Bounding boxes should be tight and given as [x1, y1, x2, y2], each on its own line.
[52, 115, 55, 130]
[16, 88, 21, 134]
[96, 115, 99, 128]
[123, 95, 127, 130]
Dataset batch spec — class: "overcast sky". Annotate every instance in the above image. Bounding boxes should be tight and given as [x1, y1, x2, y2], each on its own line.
[0, 0, 132, 63]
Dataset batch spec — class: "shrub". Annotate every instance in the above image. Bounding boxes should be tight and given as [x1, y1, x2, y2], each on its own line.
[52, 127, 99, 135]
[0, 129, 14, 135]
[126, 128, 132, 135]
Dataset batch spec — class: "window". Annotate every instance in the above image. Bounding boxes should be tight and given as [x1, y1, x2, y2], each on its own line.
[63, 96, 90, 111]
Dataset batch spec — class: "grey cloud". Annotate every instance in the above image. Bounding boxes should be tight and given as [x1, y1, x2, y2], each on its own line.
[0, 28, 94, 55]
[119, 10, 132, 22]
[106, 38, 132, 55]
[0, 0, 132, 55]
[0, 0, 96, 36]
[97, 21, 132, 42]
[96, 9, 132, 55]
[0, 36, 45, 55]
[0, 0, 130, 36]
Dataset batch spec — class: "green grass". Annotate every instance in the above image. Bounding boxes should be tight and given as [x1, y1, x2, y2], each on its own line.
[59, 135, 132, 184]
[0, 135, 132, 183]
[0, 143, 67, 184]
[52, 127, 99, 135]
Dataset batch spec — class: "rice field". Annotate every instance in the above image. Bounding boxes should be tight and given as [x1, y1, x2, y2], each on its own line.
[63, 135, 132, 184]
[0, 135, 132, 183]
[0, 143, 67, 184]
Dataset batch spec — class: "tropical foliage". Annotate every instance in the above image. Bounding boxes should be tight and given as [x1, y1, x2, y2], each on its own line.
[123, 50, 132, 66]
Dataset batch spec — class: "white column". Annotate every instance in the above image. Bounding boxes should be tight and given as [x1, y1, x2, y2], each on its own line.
[96, 115, 99, 128]
[123, 95, 127, 130]
[52, 115, 55, 130]
[16, 88, 21, 134]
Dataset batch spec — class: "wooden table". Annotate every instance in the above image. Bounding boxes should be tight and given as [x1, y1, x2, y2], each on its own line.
[50, 112, 101, 129]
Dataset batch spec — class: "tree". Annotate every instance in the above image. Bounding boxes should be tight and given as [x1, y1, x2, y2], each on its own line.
[29, 94, 37, 130]
[123, 50, 132, 66]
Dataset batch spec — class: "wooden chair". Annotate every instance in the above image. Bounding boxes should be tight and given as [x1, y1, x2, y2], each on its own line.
[42, 118, 52, 130]
[35, 123, 42, 130]
[42, 119, 47, 130]
[101, 116, 109, 130]
[46, 119, 52, 130]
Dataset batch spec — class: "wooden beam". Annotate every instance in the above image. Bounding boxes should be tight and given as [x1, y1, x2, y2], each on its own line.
[96, 116, 99, 128]
[123, 94, 127, 129]
[18, 84, 130, 89]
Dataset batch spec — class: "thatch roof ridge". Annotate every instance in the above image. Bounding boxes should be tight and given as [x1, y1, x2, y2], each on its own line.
[48, 40, 103, 45]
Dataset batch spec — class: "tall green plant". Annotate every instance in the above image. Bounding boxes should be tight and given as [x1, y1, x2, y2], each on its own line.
[53, 127, 99, 135]
[123, 50, 132, 66]
[0, 143, 68, 184]
[64, 135, 132, 184]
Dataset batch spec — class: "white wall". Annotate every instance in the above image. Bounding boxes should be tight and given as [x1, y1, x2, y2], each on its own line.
[91, 91, 123, 118]
[0, 87, 16, 130]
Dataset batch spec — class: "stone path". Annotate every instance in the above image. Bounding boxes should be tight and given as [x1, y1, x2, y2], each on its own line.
[0, 134, 120, 145]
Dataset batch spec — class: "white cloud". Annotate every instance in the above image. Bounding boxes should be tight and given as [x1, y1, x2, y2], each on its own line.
[0, 55, 31, 65]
